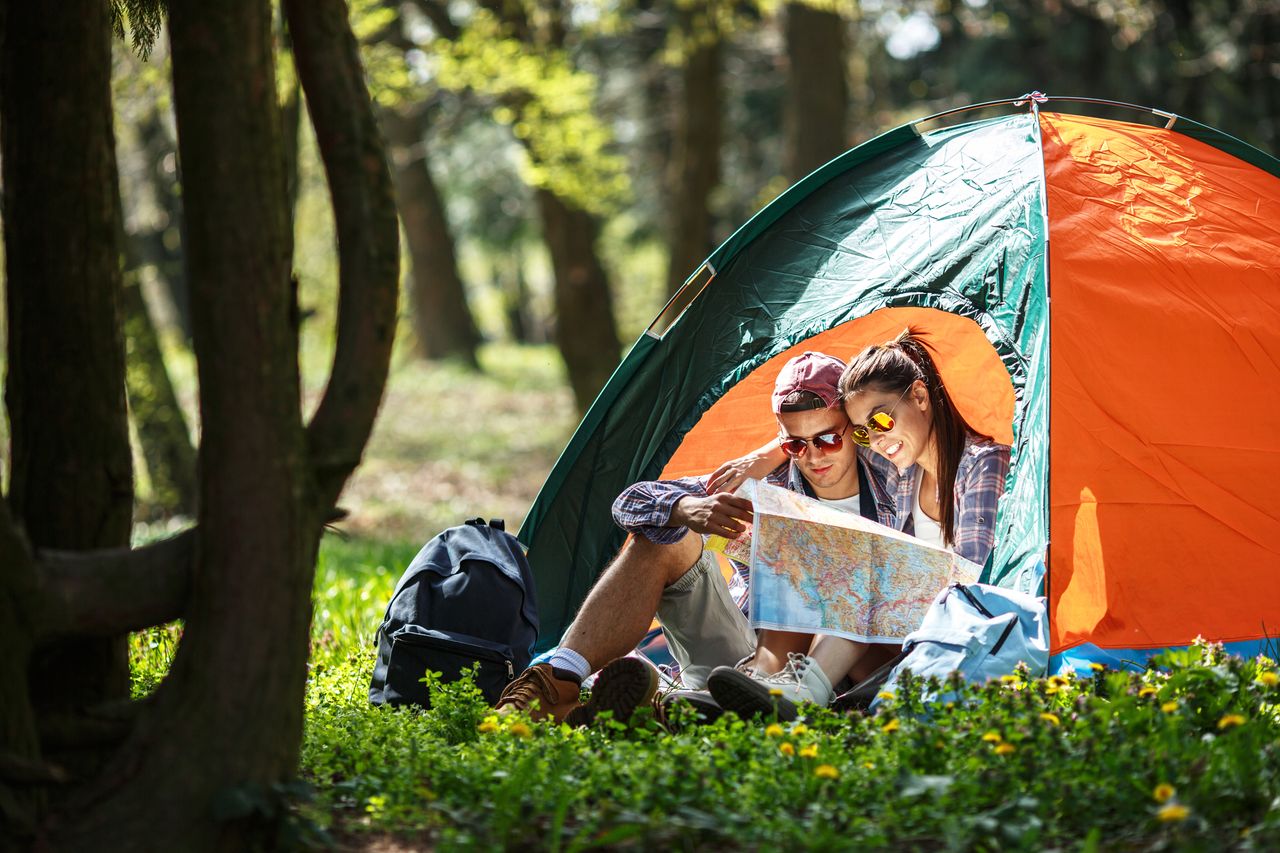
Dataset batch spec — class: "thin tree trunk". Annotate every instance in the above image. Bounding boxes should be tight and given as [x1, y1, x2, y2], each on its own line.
[383, 106, 481, 366]
[665, 27, 722, 295]
[537, 190, 620, 414]
[1, 0, 133, 733]
[784, 3, 848, 182]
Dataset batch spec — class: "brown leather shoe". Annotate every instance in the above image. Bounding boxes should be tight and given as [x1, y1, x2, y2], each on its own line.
[495, 663, 583, 721]
[564, 656, 660, 727]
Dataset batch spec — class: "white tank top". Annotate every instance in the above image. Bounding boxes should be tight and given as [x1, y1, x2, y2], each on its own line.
[912, 477, 946, 550]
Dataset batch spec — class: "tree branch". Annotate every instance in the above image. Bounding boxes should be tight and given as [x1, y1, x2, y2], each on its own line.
[32, 530, 193, 642]
[284, 0, 400, 510]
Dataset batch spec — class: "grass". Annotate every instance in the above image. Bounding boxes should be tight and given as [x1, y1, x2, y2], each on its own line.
[127, 342, 1280, 850]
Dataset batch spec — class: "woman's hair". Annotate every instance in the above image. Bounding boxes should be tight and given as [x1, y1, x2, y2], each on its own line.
[838, 328, 986, 546]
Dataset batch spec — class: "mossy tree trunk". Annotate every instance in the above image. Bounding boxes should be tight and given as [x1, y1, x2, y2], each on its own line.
[1, 0, 133, 743]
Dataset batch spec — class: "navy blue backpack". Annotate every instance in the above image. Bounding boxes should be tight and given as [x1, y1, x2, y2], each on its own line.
[369, 518, 539, 707]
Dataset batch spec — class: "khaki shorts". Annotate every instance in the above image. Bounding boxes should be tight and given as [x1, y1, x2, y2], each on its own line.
[657, 548, 757, 689]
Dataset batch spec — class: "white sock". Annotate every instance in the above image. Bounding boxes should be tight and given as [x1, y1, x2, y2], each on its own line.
[548, 647, 591, 683]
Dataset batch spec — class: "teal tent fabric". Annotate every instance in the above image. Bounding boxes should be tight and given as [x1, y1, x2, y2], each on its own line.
[519, 113, 1051, 651]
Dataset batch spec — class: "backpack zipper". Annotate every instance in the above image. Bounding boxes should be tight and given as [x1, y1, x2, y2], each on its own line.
[952, 583, 995, 618]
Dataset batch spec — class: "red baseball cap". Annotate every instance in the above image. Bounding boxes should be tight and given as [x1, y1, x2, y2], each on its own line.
[771, 352, 846, 413]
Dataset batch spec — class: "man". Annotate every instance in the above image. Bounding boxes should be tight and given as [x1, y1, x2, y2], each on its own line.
[495, 352, 893, 723]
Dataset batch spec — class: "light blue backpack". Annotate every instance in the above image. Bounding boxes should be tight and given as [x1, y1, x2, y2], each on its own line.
[871, 581, 1049, 710]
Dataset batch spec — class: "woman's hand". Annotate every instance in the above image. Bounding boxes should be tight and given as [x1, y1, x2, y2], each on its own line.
[707, 441, 786, 494]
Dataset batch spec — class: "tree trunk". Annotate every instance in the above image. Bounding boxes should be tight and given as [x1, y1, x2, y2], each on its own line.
[784, 2, 848, 182]
[1, 0, 133, 731]
[536, 189, 621, 414]
[665, 27, 722, 295]
[134, 106, 194, 344]
[382, 105, 481, 366]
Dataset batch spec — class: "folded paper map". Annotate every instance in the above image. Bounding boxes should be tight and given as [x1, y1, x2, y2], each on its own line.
[727, 478, 981, 644]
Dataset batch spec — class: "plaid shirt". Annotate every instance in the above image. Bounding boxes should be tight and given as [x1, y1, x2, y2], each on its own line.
[612, 453, 897, 612]
[889, 435, 1010, 566]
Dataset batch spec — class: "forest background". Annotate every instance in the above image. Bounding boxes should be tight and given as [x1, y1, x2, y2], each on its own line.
[0, 0, 1277, 848]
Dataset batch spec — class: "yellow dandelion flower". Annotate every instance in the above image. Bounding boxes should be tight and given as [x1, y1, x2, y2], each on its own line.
[880, 718, 900, 734]
[1048, 675, 1071, 688]
[1257, 671, 1279, 688]
[1156, 803, 1191, 822]
[765, 723, 785, 738]
[981, 731, 1003, 743]
[994, 742, 1016, 756]
[1039, 712, 1060, 726]
[1138, 686, 1158, 698]
[790, 723, 809, 735]
[876, 691, 896, 701]
[477, 718, 500, 734]
[1160, 700, 1179, 713]
[814, 764, 840, 779]
[1089, 663, 1106, 672]
[779, 742, 795, 756]
[1153, 783, 1176, 803]
[999, 674, 1020, 684]
[768, 688, 784, 697]
[1044, 685, 1060, 696]
[862, 761, 876, 770]
[799, 744, 819, 759]
[1217, 713, 1246, 730]
[508, 722, 533, 739]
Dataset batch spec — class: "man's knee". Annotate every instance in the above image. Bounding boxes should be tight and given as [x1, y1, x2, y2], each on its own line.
[617, 532, 702, 586]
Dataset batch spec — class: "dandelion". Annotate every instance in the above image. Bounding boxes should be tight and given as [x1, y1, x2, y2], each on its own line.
[790, 723, 809, 736]
[478, 717, 500, 734]
[1153, 783, 1176, 803]
[1257, 671, 1279, 688]
[999, 674, 1020, 684]
[1160, 701, 1179, 713]
[1090, 663, 1106, 672]
[994, 742, 1016, 756]
[799, 744, 819, 759]
[768, 688, 784, 697]
[1138, 686, 1158, 698]
[779, 742, 795, 756]
[880, 718, 900, 734]
[1048, 675, 1071, 688]
[1156, 803, 1191, 822]
[981, 731, 1003, 743]
[814, 764, 840, 779]
[765, 723, 785, 738]
[862, 761, 876, 770]
[876, 691, 896, 701]
[1217, 713, 1246, 730]
[1039, 712, 1060, 726]
[508, 721, 533, 739]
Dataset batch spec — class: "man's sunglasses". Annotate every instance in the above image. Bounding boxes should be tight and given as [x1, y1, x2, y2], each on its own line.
[778, 423, 851, 458]
[848, 385, 913, 447]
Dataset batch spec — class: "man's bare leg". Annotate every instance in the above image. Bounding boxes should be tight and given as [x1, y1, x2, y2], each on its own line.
[558, 532, 703, 672]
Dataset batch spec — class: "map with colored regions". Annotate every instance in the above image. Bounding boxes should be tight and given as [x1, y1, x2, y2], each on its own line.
[733, 479, 981, 644]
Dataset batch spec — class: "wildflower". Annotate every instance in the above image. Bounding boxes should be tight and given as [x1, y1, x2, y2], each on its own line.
[876, 691, 896, 701]
[814, 764, 840, 779]
[790, 723, 809, 736]
[768, 688, 784, 697]
[981, 731, 1003, 743]
[765, 723, 785, 738]
[477, 717, 500, 734]
[1048, 674, 1071, 688]
[1156, 803, 1191, 822]
[799, 744, 819, 759]
[1044, 684, 1060, 696]
[1138, 686, 1158, 698]
[1160, 701, 1179, 713]
[779, 742, 795, 756]
[1153, 783, 1176, 803]
[1257, 671, 1279, 688]
[1039, 712, 1060, 726]
[999, 674, 1020, 684]
[862, 761, 876, 770]
[994, 742, 1016, 756]
[880, 718, 900, 734]
[1217, 713, 1246, 730]
[508, 721, 533, 739]
[1089, 662, 1105, 672]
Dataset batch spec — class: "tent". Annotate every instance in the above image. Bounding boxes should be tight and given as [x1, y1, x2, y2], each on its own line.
[518, 95, 1280, 671]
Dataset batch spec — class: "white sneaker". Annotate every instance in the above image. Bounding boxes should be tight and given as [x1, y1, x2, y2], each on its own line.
[707, 652, 835, 721]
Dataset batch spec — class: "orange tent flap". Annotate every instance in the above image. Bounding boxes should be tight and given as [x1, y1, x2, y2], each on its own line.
[1043, 113, 1280, 652]
[660, 307, 1014, 480]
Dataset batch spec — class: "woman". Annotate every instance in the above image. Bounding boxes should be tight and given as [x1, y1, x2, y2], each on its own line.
[707, 329, 1011, 718]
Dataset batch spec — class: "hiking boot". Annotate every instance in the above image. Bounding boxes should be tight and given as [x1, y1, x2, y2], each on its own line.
[707, 653, 835, 722]
[495, 663, 583, 722]
[564, 656, 660, 727]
